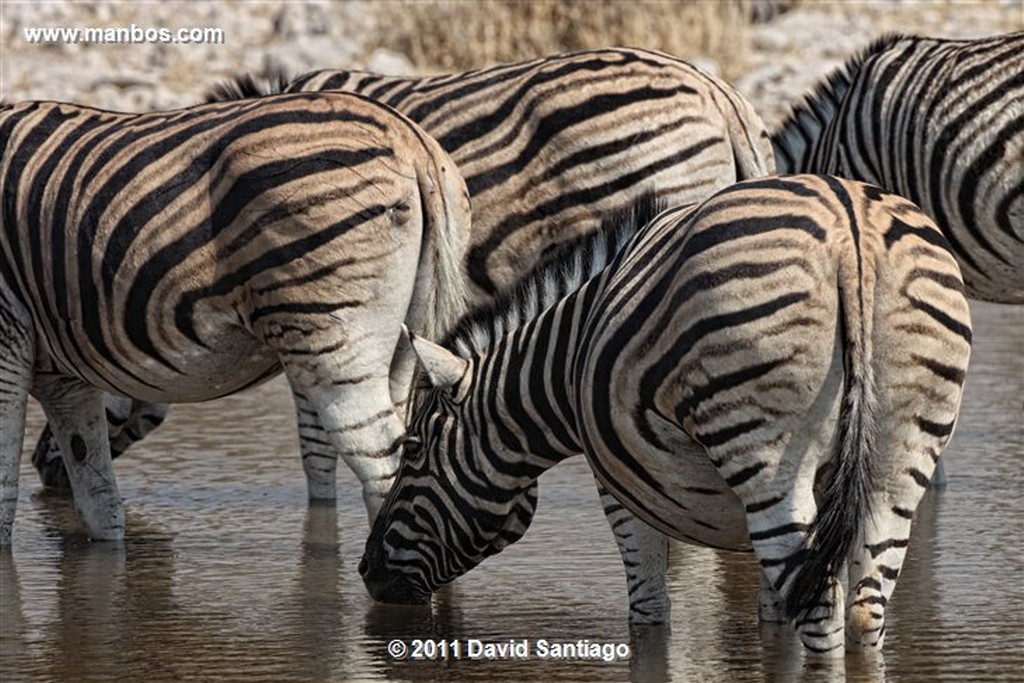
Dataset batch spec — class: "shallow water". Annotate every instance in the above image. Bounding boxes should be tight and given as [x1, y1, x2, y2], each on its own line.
[2, 302, 1021, 682]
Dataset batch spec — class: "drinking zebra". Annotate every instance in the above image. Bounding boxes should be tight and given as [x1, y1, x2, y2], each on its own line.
[771, 31, 1023, 304]
[29, 47, 774, 621]
[0, 91, 471, 542]
[359, 175, 972, 655]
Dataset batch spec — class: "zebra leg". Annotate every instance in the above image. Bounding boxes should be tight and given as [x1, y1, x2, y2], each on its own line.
[738, 479, 846, 656]
[31, 375, 124, 541]
[290, 388, 338, 501]
[32, 396, 168, 492]
[0, 298, 34, 546]
[107, 398, 169, 458]
[30, 423, 69, 490]
[291, 375, 403, 526]
[596, 482, 670, 624]
[844, 461, 936, 652]
[757, 571, 786, 622]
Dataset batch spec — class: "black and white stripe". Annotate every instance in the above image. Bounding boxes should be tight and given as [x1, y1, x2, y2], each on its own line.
[0, 92, 471, 542]
[359, 175, 972, 655]
[212, 46, 775, 301]
[772, 31, 1024, 304]
[33, 47, 775, 609]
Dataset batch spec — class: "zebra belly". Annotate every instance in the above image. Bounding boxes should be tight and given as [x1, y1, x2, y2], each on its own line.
[38, 323, 281, 404]
[590, 409, 752, 552]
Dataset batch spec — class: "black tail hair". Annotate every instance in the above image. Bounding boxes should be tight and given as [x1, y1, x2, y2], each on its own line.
[782, 254, 877, 621]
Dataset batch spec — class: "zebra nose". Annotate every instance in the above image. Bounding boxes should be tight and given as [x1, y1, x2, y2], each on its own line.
[358, 556, 369, 577]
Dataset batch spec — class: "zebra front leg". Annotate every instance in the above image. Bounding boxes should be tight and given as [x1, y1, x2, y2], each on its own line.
[597, 482, 670, 624]
[291, 388, 338, 501]
[0, 289, 34, 545]
[106, 397, 169, 458]
[32, 375, 124, 541]
[757, 571, 786, 622]
[32, 396, 168, 492]
[0, 329, 33, 546]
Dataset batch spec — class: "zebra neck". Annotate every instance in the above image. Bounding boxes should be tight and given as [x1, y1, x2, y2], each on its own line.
[468, 282, 600, 475]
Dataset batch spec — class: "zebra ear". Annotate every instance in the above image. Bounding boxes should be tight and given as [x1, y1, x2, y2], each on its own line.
[408, 331, 470, 389]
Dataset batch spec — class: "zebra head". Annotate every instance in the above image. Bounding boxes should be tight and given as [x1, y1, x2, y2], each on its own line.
[359, 333, 539, 604]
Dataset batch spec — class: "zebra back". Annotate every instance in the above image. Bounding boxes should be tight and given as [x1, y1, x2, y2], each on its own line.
[208, 47, 776, 303]
[770, 33, 905, 174]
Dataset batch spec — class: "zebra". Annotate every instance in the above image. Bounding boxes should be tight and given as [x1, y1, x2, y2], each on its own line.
[358, 175, 972, 655]
[31, 47, 775, 621]
[771, 31, 1024, 305]
[211, 46, 776, 301]
[0, 91, 471, 543]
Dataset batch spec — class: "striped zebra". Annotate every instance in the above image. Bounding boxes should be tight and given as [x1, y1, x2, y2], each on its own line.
[771, 31, 1024, 304]
[0, 91, 470, 543]
[214, 46, 775, 301]
[31, 47, 774, 620]
[358, 175, 972, 655]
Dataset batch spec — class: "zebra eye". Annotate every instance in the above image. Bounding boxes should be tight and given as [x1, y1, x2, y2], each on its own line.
[402, 436, 423, 458]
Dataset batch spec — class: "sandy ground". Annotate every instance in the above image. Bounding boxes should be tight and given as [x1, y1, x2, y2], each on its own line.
[2, 1, 1021, 126]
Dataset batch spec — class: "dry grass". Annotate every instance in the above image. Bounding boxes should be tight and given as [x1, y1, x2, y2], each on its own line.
[373, 0, 758, 78]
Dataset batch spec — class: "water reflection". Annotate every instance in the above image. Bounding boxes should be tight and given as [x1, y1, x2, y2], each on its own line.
[2, 302, 1021, 682]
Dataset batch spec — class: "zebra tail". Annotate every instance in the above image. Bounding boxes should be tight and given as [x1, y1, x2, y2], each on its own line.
[783, 251, 877, 621]
[412, 139, 471, 341]
[720, 87, 777, 180]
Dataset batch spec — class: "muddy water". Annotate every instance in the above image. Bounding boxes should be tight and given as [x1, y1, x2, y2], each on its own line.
[2, 302, 1021, 682]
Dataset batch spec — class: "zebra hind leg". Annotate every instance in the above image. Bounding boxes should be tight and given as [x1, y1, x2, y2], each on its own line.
[735, 477, 847, 656]
[844, 457, 937, 652]
[31, 375, 124, 541]
[597, 482, 670, 624]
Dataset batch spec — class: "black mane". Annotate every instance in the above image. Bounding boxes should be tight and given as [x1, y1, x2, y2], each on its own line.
[204, 70, 293, 103]
[773, 32, 908, 132]
[444, 192, 667, 357]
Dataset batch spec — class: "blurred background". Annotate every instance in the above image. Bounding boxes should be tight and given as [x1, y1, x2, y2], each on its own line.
[2, 1, 1021, 128]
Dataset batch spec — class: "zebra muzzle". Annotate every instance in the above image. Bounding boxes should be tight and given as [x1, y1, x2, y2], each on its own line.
[359, 544, 430, 604]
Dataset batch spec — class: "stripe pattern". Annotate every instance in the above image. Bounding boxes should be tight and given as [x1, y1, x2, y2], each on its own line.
[33, 47, 775, 616]
[0, 92, 471, 542]
[214, 46, 776, 302]
[771, 31, 1024, 303]
[359, 175, 972, 655]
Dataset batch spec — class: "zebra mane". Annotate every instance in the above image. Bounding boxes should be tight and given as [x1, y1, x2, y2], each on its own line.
[204, 69, 293, 103]
[770, 32, 908, 172]
[443, 193, 666, 358]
